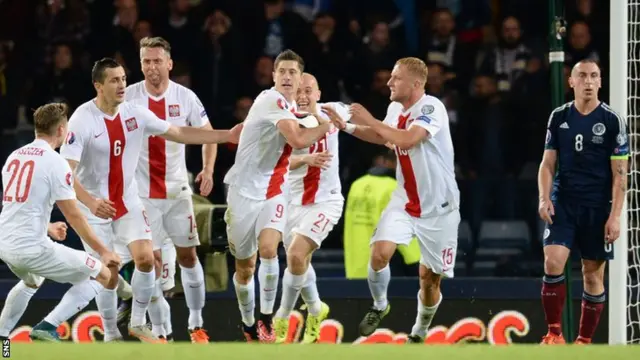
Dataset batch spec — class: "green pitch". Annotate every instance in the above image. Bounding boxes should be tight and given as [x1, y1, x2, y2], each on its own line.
[8, 343, 640, 360]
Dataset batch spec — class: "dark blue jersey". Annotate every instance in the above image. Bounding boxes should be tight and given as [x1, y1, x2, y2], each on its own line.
[544, 101, 629, 207]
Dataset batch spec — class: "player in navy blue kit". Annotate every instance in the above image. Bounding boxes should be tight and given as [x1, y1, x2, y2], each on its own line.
[537, 60, 629, 344]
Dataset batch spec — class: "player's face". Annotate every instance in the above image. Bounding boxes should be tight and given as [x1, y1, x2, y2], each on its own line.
[296, 77, 320, 112]
[273, 60, 302, 99]
[387, 64, 414, 102]
[569, 63, 601, 100]
[96, 66, 127, 105]
[140, 47, 172, 86]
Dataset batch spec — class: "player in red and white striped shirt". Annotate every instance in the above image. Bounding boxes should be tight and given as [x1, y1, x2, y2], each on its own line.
[59, 58, 241, 342]
[326, 58, 460, 343]
[125, 37, 214, 343]
[223, 50, 330, 342]
[273, 73, 348, 343]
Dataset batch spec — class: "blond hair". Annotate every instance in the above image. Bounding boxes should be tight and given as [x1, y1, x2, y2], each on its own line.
[396, 57, 428, 85]
[33, 103, 68, 136]
[139, 36, 172, 57]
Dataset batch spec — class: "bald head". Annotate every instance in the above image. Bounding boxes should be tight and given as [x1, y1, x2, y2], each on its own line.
[301, 73, 319, 89]
[569, 59, 601, 101]
[297, 72, 321, 111]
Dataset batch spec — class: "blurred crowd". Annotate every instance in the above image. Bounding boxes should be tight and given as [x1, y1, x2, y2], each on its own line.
[0, 0, 614, 267]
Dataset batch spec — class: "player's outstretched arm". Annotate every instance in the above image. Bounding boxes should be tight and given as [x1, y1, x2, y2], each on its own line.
[160, 124, 242, 145]
[321, 104, 386, 145]
[276, 119, 331, 149]
[537, 150, 557, 224]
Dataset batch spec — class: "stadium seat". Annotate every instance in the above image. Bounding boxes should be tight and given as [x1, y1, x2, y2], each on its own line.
[474, 221, 531, 262]
[457, 221, 473, 259]
[477, 220, 531, 249]
[471, 261, 498, 277]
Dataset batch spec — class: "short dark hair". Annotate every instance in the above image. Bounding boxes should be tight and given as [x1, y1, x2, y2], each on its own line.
[33, 103, 68, 136]
[274, 49, 304, 72]
[91, 58, 122, 84]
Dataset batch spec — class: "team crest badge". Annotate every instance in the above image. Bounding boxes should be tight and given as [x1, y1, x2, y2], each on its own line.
[169, 104, 180, 117]
[592, 123, 606, 136]
[125, 117, 138, 132]
[277, 98, 288, 110]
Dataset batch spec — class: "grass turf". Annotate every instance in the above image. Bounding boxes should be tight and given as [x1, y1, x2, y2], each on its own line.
[7, 343, 640, 360]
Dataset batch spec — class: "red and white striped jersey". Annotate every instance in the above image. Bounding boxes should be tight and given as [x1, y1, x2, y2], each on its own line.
[60, 100, 171, 221]
[384, 94, 460, 218]
[223, 88, 297, 201]
[288, 102, 349, 205]
[125, 81, 209, 199]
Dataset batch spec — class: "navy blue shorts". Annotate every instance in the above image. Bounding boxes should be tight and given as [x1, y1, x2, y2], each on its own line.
[542, 201, 613, 260]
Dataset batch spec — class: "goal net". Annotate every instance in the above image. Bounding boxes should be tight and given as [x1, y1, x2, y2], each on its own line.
[621, 0, 639, 345]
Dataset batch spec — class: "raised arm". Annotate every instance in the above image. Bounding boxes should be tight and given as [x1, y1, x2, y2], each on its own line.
[160, 124, 241, 145]
[276, 119, 331, 149]
[321, 104, 386, 145]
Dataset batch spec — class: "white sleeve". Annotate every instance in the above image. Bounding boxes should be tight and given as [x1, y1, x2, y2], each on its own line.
[140, 106, 172, 135]
[262, 94, 295, 126]
[409, 103, 444, 137]
[187, 91, 209, 128]
[332, 102, 352, 122]
[59, 109, 88, 162]
[50, 157, 76, 201]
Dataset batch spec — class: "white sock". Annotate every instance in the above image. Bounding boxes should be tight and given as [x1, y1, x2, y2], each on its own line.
[163, 299, 173, 336]
[258, 257, 279, 315]
[0, 281, 37, 337]
[275, 268, 305, 318]
[368, 264, 390, 311]
[116, 274, 132, 300]
[130, 268, 155, 327]
[233, 273, 255, 327]
[96, 288, 120, 341]
[44, 280, 103, 327]
[300, 265, 321, 316]
[410, 291, 442, 338]
[180, 262, 205, 329]
[147, 281, 167, 337]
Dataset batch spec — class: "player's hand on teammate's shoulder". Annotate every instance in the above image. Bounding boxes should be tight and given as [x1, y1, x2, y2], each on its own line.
[229, 123, 243, 144]
[605, 215, 621, 243]
[349, 103, 374, 125]
[320, 104, 346, 130]
[538, 197, 555, 224]
[304, 151, 332, 170]
[90, 198, 117, 219]
[195, 169, 214, 197]
[47, 222, 68, 241]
